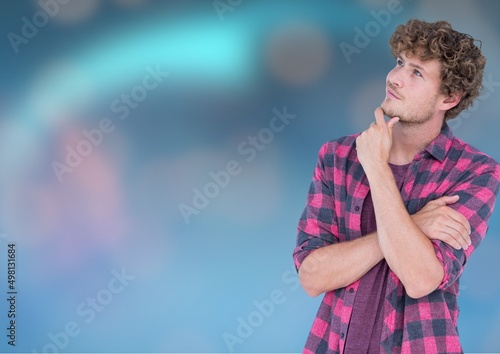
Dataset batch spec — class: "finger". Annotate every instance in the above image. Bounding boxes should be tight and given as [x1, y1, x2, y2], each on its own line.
[444, 195, 460, 204]
[432, 195, 460, 207]
[445, 222, 471, 249]
[439, 229, 467, 250]
[448, 236, 463, 251]
[387, 117, 400, 130]
[374, 107, 386, 126]
[432, 230, 462, 250]
[434, 205, 471, 246]
[446, 208, 472, 238]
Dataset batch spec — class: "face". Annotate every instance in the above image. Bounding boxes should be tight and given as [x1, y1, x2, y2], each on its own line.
[381, 52, 446, 125]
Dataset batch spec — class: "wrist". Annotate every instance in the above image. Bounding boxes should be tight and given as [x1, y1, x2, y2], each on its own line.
[364, 161, 392, 183]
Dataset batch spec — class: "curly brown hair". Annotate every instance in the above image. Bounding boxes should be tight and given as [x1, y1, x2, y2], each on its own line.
[389, 19, 486, 120]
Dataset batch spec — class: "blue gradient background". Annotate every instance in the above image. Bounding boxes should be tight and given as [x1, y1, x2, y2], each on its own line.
[0, 0, 499, 353]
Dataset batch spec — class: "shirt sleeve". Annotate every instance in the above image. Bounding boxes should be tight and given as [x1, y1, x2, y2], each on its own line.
[293, 142, 340, 271]
[433, 161, 500, 290]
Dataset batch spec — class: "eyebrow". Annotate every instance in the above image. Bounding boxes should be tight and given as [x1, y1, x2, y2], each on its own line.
[398, 56, 429, 75]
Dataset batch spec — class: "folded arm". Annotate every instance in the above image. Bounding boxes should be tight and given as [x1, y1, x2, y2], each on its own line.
[298, 232, 382, 297]
[367, 166, 444, 298]
[297, 200, 470, 297]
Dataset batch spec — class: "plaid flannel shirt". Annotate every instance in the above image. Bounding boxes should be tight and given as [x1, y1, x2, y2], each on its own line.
[293, 124, 500, 354]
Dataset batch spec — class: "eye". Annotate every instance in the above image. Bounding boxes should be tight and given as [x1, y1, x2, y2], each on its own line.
[413, 69, 422, 77]
[396, 58, 403, 66]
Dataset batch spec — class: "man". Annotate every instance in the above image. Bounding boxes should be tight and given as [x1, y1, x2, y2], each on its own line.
[293, 19, 500, 353]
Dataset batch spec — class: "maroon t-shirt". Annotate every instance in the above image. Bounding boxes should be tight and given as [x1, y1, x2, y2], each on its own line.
[344, 163, 409, 352]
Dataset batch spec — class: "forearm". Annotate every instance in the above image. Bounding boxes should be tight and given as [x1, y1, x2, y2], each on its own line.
[368, 165, 444, 298]
[299, 232, 383, 297]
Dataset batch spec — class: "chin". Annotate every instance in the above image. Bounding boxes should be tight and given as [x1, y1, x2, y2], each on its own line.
[380, 101, 391, 114]
[380, 106, 397, 118]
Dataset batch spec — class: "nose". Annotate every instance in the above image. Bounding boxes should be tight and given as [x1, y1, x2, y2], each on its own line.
[387, 67, 403, 88]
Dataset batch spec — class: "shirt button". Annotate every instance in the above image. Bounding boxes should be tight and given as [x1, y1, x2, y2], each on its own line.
[340, 332, 345, 339]
[354, 206, 360, 212]
[349, 288, 354, 293]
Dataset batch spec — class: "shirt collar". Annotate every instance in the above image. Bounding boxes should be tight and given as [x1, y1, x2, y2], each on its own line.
[423, 123, 454, 162]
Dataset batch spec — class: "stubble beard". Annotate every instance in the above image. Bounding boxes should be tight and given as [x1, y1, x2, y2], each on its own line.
[380, 98, 435, 127]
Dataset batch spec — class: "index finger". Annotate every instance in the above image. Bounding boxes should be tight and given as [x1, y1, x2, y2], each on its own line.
[446, 208, 472, 240]
[374, 107, 386, 126]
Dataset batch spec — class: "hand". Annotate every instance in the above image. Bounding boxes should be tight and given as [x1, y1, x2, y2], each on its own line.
[411, 195, 471, 250]
[355, 107, 399, 174]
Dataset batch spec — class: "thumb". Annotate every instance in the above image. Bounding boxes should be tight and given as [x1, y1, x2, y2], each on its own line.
[387, 117, 400, 129]
[433, 195, 460, 206]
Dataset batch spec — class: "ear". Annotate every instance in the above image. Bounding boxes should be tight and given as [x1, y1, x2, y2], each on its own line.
[440, 91, 462, 111]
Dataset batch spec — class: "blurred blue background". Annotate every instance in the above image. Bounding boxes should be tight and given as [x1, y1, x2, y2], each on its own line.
[0, 0, 499, 352]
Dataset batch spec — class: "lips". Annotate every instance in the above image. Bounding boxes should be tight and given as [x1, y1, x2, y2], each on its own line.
[387, 88, 400, 100]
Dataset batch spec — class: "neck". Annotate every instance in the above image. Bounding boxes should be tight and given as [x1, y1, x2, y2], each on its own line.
[389, 117, 444, 165]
